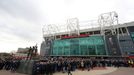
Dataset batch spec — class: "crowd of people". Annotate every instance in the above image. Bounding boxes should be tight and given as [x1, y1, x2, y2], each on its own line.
[32, 57, 134, 75]
[0, 58, 20, 72]
[0, 57, 134, 75]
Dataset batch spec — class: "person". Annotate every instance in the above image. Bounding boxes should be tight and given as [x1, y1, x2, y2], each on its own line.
[57, 61, 61, 72]
[62, 61, 66, 73]
[86, 59, 91, 71]
[44, 62, 47, 75]
[15, 60, 20, 71]
[81, 60, 84, 71]
[11, 60, 16, 72]
[40, 61, 44, 75]
[33, 61, 41, 75]
[67, 62, 72, 75]
[130, 59, 134, 67]
[0, 59, 4, 70]
[45, 61, 50, 75]
[49, 61, 54, 75]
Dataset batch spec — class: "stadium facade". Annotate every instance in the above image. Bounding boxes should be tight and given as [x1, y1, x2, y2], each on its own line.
[40, 12, 134, 57]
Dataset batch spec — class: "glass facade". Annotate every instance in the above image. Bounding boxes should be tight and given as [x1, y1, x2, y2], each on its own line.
[128, 26, 134, 42]
[119, 35, 134, 56]
[127, 26, 134, 55]
[131, 32, 134, 42]
[129, 32, 134, 55]
[52, 36, 107, 56]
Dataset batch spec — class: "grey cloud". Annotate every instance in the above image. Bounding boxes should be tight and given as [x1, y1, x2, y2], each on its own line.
[0, 22, 40, 41]
[0, 0, 43, 23]
[0, 0, 43, 41]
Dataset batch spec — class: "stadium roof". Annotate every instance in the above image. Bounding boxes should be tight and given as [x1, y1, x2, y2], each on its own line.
[43, 21, 134, 37]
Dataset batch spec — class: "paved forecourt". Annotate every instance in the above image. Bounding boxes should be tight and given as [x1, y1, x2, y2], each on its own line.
[0, 67, 117, 75]
[104, 67, 134, 75]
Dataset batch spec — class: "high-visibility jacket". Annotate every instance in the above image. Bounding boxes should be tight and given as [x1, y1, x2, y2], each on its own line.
[128, 60, 131, 64]
[131, 61, 133, 64]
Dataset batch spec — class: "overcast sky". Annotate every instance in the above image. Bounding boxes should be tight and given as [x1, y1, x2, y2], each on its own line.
[0, 0, 134, 53]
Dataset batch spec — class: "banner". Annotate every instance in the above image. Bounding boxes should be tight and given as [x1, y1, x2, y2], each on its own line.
[105, 35, 121, 56]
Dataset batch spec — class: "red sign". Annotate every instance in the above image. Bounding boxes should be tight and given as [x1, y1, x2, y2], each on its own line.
[128, 56, 134, 58]
[61, 34, 89, 39]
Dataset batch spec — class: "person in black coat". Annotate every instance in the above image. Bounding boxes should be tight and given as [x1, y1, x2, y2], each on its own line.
[44, 62, 47, 75]
[67, 62, 72, 75]
[32, 61, 41, 75]
[45, 62, 50, 75]
[0, 59, 4, 70]
[49, 61, 53, 75]
[40, 62, 44, 75]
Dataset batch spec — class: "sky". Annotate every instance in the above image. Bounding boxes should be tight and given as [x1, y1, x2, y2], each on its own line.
[0, 0, 134, 53]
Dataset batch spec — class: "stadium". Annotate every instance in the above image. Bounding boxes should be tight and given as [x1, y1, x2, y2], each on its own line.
[40, 11, 134, 57]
